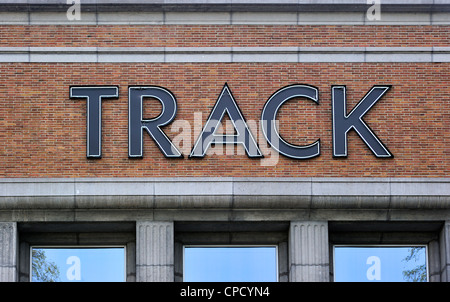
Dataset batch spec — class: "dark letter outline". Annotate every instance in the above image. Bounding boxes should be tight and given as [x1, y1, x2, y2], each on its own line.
[69, 86, 119, 158]
[128, 86, 182, 158]
[332, 85, 393, 158]
[190, 84, 262, 158]
[261, 84, 320, 159]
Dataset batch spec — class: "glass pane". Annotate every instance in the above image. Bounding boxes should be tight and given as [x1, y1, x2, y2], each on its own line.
[334, 246, 427, 282]
[31, 247, 125, 282]
[184, 246, 277, 282]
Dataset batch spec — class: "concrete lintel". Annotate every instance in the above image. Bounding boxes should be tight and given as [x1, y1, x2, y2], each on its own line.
[1, 1, 449, 14]
[1, 46, 450, 63]
[1, 7, 450, 25]
[0, 177, 448, 210]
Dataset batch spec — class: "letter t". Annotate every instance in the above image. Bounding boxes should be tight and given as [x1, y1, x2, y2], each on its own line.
[70, 86, 119, 158]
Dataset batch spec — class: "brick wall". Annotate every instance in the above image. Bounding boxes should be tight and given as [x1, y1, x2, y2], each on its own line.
[0, 25, 448, 178]
[1, 25, 449, 47]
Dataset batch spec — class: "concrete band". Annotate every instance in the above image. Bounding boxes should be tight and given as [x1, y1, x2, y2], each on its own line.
[0, 11, 449, 25]
[0, 177, 448, 210]
[1, 47, 450, 63]
[1, 0, 449, 13]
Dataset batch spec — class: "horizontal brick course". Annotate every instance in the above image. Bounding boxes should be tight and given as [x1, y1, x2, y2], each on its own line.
[1, 25, 449, 48]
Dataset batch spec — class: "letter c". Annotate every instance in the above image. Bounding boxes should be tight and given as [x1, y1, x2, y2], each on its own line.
[261, 84, 320, 159]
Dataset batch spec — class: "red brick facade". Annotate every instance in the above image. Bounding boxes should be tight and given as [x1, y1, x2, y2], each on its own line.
[1, 61, 448, 177]
[0, 10, 448, 180]
[0, 1, 449, 284]
[1, 25, 449, 47]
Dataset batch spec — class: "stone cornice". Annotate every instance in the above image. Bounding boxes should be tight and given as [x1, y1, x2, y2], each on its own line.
[0, 177, 448, 210]
[0, 0, 449, 13]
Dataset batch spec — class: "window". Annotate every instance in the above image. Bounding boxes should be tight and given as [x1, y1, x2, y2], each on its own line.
[19, 222, 135, 282]
[183, 246, 278, 282]
[31, 246, 126, 282]
[333, 245, 428, 282]
[175, 221, 289, 282]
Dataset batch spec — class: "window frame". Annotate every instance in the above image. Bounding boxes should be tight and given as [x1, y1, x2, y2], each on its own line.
[29, 244, 127, 282]
[328, 221, 443, 283]
[174, 221, 289, 282]
[182, 244, 279, 282]
[18, 222, 136, 282]
[332, 244, 429, 282]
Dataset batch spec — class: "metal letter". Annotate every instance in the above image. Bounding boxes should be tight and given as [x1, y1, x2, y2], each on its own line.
[190, 84, 262, 158]
[332, 85, 393, 158]
[261, 84, 320, 159]
[128, 86, 182, 158]
[69, 86, 119, 158]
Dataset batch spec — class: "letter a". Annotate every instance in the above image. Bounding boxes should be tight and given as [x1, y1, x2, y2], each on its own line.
[190, 84, 262, 158]
[366, 256, 381, 281]
[66, 0, 81, 21]
[66, 256, 81, 281]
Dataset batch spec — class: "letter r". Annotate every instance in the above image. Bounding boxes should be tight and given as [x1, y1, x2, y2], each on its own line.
[128, 86, 182, 158]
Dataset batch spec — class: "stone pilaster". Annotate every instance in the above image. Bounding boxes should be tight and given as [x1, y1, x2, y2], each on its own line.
[136, 221, 174, 282]
[289, 221, 329, 282]
[0, 222, 18, 282]
[440, 222, 450, 282]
